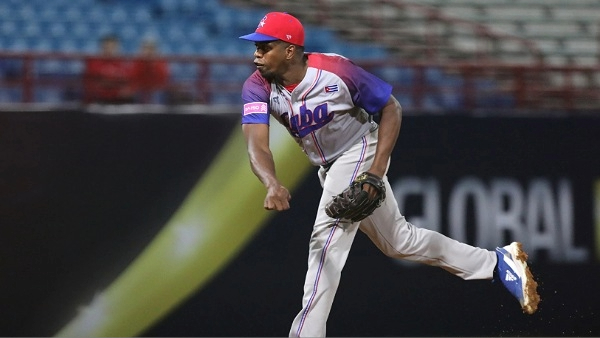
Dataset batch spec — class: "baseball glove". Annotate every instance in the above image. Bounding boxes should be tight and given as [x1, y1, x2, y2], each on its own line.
[325, 172, 386, 222]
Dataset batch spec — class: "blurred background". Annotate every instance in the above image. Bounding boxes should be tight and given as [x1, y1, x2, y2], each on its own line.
[0, 0, 598, 110]
[1, 0, 599, 337]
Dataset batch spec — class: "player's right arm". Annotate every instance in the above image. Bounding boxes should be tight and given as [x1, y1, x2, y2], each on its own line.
[241, 71, 291, 211]
[242, 123, 291, 211]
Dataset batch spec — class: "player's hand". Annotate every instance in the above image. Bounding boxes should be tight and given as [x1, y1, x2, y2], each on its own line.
[363, 170, 385, 199]
[264, 185, 291, 210]
[362, 181, 380, 200]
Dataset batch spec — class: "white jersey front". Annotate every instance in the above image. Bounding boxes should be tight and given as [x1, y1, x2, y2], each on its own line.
[241, 52, 392, 166]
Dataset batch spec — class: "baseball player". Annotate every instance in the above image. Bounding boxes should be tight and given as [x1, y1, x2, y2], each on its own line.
[239, 12, 540, 337]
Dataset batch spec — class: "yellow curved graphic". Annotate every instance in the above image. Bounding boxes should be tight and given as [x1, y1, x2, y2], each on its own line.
[55, 123, 312, 337]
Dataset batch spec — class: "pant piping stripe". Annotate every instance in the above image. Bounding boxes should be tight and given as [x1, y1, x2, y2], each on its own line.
[295, 136, 368, 336]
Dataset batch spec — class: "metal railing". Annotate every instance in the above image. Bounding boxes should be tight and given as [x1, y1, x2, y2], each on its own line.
[0, 51, 598, 113]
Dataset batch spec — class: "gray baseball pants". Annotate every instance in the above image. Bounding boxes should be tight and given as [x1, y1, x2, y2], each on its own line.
[289, 128, 497, 337]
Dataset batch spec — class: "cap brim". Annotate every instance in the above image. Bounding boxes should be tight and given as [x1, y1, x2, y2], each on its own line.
[239, 32, 278, 42]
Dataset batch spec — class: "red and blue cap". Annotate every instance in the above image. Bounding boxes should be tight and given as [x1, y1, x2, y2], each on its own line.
[239, 12, 305, 47]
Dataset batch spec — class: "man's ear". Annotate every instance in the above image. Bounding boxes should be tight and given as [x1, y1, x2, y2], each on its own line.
[286, 44, 297, 59]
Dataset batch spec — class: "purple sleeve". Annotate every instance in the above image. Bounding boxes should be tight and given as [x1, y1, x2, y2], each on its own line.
[310, 54, 392, 114]
[347, 64, 393, 114]
[241, 71, 271, 125]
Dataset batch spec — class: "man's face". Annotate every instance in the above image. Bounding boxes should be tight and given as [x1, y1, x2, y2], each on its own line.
[141, 43, 157, 57]
[252, 41, 291, 81]
[102, 39, 120, 56]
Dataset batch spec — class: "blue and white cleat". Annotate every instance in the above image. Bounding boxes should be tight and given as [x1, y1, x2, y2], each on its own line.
[495, 242, 540, 314]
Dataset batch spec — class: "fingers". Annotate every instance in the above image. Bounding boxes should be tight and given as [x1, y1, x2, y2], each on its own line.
[362, 183, 379, 199]
[264, 186, 291, 210]
[264, 197, 291, 210]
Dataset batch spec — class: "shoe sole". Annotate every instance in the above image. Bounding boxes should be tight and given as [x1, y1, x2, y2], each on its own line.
[506, 242, 541, 314]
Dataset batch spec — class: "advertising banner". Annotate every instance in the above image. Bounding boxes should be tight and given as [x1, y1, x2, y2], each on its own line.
[1, 111, 598, 337]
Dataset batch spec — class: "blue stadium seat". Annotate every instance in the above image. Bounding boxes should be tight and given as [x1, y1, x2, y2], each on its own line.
[170, 42, 196, 55]
[0, 58, 23, 79]
[236, 42, 256, 58]
[0, 3, 12, 20]
[440, 74, 465, 109]
[16, 4, 36, 21]
[35, 87, 64, 103]
[422, 93, 445, 110]
[132, 6, 153, 24]
[373, 66, 415, 86]
[0, 20, 18, 37]
[22, 21, 41, 38]
[93, 22, 117, 40]
[0, 88, 22, 103]
[211, 41, 248, 57]
[207, 63, 252, 87]
[86, 6, 112, 24]
[157, 0, 179, 15]
[395, 93, 414, 109]
[187, 25, 208, 44]
[170, 62, 199, 81]
[47, 22, 67, 39]
[180, 0, 201, 13]
[138, 24, 161, 43]
[229, 64, 254, 82]
[357, 45, 388, 59]
[31, 38, 53, 52]
[76, 38, 99, 54]
[38, 5, 61, 22]
[63, 6, 85, 22]
[195, 0, 221, 13]
[231, 9, 263, 30]
[211, 92, 242, 105]
[474, 78, 515, 108]
[5, 37, 28, 52]
[109, 6, 129, 24]
[197, 43, 220, 56]
[163, 23, 187, 42]
[56, 39, 79, 53]
[70, 22, 92, 39]
[326, 44, 359, 59]
[212, 7, 237, 34]
[425, 67, 445, 86]
[209, 63, 231, 81]
[65, 60, 84, 75]
[304, 27, 338, 53]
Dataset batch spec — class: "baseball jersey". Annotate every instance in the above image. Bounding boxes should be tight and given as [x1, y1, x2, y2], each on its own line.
[241, 53, 392, 166]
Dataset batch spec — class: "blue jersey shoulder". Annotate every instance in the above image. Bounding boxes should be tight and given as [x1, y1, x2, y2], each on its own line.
[307, 53, 392, 114]
[241, 70, 271, 124]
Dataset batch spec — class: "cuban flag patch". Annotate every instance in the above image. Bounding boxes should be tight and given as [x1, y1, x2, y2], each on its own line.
[324, 84, 338, 93]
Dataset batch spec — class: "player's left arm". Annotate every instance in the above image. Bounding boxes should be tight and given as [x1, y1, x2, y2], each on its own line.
[367, 95, 402, 179]
[333, 58, 400, 178]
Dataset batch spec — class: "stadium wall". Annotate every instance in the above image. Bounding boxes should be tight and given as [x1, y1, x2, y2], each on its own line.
[0, 109, 598, 336]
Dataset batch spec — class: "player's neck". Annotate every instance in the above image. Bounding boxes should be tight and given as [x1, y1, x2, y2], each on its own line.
[279, 60, 308, 87]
